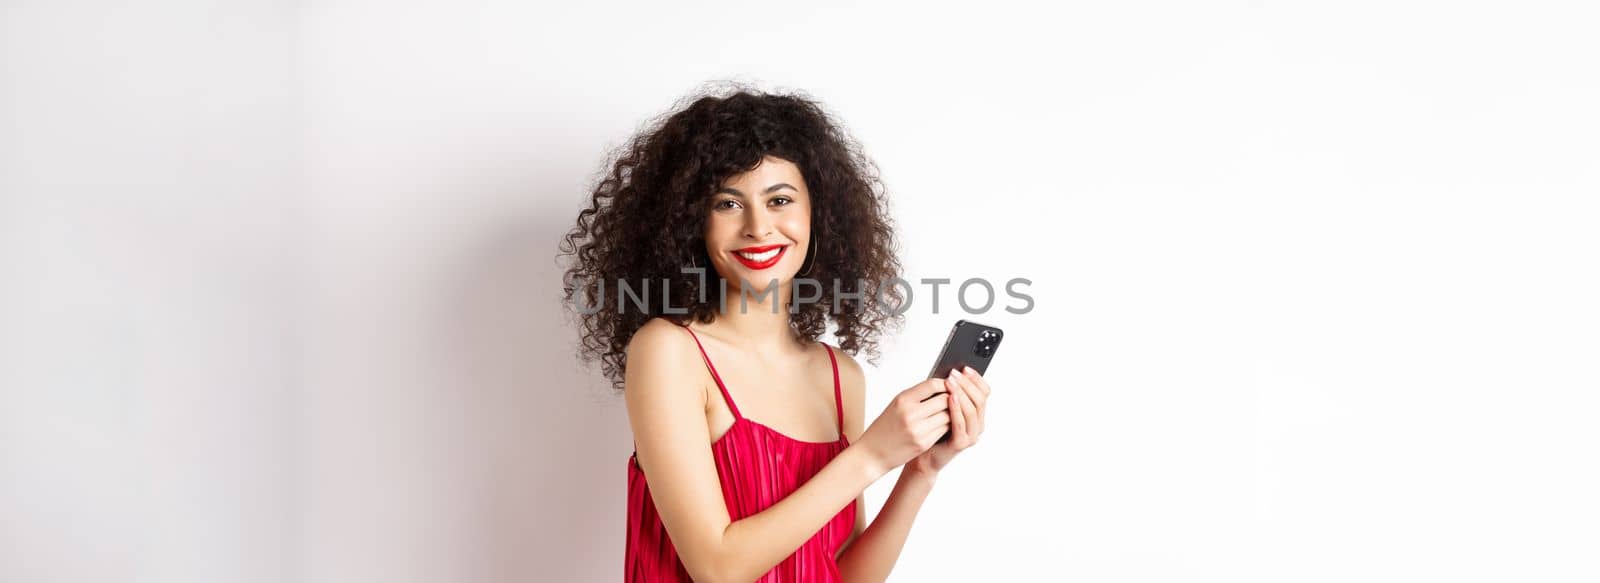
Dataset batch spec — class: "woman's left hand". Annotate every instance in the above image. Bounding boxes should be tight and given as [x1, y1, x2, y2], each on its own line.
[906, 366, 990, 476]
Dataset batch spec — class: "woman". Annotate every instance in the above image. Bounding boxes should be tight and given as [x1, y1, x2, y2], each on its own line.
[560, 85, 993, 582]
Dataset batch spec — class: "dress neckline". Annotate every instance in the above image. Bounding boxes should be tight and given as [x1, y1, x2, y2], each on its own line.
[714, 416, 848, 448]
[628, 417, 845, 467]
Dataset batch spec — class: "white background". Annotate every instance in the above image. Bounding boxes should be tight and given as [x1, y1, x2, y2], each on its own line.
[4, 1, 1598, 582]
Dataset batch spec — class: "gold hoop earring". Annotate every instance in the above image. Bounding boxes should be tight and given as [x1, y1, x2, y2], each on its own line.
[798, 238, 819, 277]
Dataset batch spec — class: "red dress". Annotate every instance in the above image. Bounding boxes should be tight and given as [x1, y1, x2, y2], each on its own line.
[625, 322, 858, 581]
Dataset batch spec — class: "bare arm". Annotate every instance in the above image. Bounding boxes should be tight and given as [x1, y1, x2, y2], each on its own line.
[832, 352, 939, 583]
[625, 321, 941, 583]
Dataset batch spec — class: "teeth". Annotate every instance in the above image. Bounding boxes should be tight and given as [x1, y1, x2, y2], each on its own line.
[736, 247, 781, 262]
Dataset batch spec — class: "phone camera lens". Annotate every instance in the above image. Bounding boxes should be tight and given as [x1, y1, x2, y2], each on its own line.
[971, 330, 1000, 359]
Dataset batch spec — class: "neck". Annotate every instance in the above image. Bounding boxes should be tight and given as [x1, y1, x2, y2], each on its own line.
[709, 276, 800, 353]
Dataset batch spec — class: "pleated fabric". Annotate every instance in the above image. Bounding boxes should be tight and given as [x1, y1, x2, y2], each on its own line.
[625, 323, 857, 582]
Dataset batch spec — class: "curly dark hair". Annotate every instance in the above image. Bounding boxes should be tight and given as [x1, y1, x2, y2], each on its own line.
[558, 82, 905, 392]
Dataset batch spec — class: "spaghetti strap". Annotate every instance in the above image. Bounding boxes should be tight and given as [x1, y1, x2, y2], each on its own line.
[681, 323, 743, 420]
[825, 344, 843, 436]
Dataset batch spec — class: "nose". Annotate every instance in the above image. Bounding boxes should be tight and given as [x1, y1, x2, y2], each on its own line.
[743, 207, 773, 240]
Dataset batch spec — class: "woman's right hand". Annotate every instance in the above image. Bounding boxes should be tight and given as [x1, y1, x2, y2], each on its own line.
[856, 378, 952, 474]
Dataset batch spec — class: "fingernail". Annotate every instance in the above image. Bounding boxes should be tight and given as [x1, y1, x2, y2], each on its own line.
[963, 366, 976, 375]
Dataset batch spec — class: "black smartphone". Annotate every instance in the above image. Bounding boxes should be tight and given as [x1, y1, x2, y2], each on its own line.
[928, 319, 1003, 379]
[923, 319, 1003, 442]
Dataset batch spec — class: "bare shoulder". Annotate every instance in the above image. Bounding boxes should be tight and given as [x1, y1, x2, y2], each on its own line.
[624, 318, 704, 411]
[627, 317, 693, 362]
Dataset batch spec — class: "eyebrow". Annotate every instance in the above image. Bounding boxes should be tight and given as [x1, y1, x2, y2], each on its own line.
[715, 183, 799, 197]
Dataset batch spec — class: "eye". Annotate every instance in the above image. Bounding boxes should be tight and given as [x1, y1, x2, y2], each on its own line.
[714, 199, 742, 210]
[770, 196, 793, 207]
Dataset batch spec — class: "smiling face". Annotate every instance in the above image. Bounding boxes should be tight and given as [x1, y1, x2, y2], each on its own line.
[704, 155, 813, 291]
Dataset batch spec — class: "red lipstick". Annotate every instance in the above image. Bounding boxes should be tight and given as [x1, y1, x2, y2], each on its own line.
[730, 244, 788, 270]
